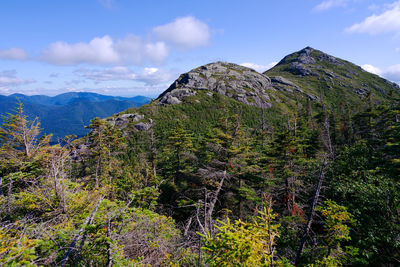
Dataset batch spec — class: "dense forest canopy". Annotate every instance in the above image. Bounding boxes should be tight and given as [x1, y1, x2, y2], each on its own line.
[0, 47, 399, 266]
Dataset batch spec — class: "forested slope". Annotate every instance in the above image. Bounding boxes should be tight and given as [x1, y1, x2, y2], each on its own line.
[0, 47, 399, 266]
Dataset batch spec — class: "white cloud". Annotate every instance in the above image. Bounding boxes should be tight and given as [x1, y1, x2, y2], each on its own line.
[396, 47, 400, 52]
[346, 1, 400, 35]
[361, 64, 382, 75]
[313, 0, 349, 11]
[144, 42, 170, 64]
[40, 16, 209, 66]
[0, 70, 35, 94]
[240, 62, 278, 73]
[42, 36, 120, 65]
[385, 64, 400, 81]
[114, 35, 169, 65]
[76, 66, 174, 85]
[139, 67, 174, 85]
[362, 63, 400, 84]
[0, 47, 27, 60]
[153, 16, 210, 49]
[42, 35, 169, 66]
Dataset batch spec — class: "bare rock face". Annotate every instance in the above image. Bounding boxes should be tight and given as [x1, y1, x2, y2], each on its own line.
[297, 47, 316, 64]
[134, 122, 152, 131]
[158, 62, 274, 108]
[105, 113, 144, 128]
[270, 76, 318, 100]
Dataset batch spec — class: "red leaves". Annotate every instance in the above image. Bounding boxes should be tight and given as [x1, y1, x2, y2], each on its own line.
[291, 203, 305, 218]
[268, 164, 274, 173]
[283, 193, 305, 218]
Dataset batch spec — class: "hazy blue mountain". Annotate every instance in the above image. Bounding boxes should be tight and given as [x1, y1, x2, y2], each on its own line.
[7, 92, 151, 107]
[0, 92, 152, 140]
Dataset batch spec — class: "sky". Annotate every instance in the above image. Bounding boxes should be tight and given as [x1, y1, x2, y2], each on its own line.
[1, 0, 400, 97]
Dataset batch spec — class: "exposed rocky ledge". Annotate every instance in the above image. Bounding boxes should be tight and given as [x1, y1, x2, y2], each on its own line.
[105, 113, 152, 132]
[157, 62, 275, 108]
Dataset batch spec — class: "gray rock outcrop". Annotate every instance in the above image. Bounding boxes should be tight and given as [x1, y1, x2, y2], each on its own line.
[134, 122, 152, 131]
[270, 76, 317, 100]
[158, 62, 274, 108]
[105, 113, 145, 128]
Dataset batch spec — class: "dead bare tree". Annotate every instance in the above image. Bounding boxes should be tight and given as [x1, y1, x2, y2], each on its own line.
[294, 159, 327, 266]
[46, 145, 70, 211]
[196, 170, 227, 237]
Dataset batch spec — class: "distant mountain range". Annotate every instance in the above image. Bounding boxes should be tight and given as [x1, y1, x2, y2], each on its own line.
[0, 92, 152, 140]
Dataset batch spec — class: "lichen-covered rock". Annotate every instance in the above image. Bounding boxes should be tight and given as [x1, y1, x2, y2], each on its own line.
[354, 88, 369, 96]
[270, 76, 317, 100]
[297, 47, 316, 64]
[134, 122, 152, 131]
[271, 76, 298, 88]
[106, 113, 145, 128]
[158, 62, 274, 108]
[161, 95, 182, 105]
[285, 62, 318, 77]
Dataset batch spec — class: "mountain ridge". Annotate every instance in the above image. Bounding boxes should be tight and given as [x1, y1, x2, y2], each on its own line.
[0, 92, 152, 139]
[265, 46, 399, 105]
[5, 92, 151, 106]
[151, 47, 399, 113]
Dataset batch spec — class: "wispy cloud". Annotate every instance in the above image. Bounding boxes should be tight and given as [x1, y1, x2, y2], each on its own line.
[0, 47, 27, 61]
[64, 79, 86, 86]
[385, 64, 400, 82]
[361, 64, 382, 75]
[313, 0, 349, 12]
[362, 63, 400, 84]
[240, 62, 277, 73]
[0, 70, 35, 94]
[75, 66, 174, 85]
[46, 84, 165, 97]
[98, 0, 114, 9]
[346, 1, 400, 35]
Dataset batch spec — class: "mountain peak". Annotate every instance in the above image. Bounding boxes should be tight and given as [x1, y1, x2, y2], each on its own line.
[265, 47, 400, 103]
[274, 47, 344, 70]
[300, 46, 315, 52]
[157, 61, 274, 108]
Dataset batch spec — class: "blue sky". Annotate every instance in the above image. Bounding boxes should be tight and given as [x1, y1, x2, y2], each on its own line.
[1, 0, 400, 97]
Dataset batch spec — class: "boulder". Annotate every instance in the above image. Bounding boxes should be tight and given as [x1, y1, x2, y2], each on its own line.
[285, 62, 317, 76]
[134, 122, 152, 131]
[106, 113, 145, 127]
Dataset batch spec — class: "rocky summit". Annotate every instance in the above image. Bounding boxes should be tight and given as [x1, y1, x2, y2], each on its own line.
[265, 47, 400, 105]
[158, 61, 274, 108]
